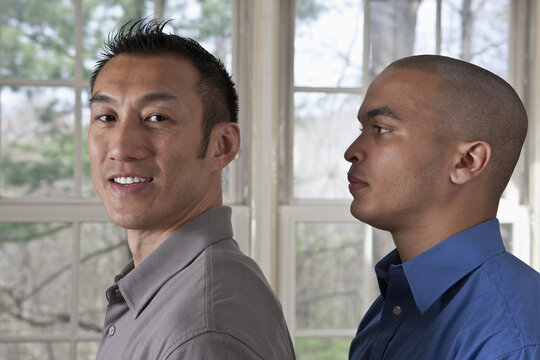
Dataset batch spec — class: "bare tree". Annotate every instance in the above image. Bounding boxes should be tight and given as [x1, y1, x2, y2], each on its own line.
[370, 0, 422, 78]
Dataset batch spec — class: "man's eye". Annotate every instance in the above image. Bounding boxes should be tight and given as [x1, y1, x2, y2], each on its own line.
[374, 125, 390, 134]
[146, 114, 167, 122]
[97, 114, 116, 122]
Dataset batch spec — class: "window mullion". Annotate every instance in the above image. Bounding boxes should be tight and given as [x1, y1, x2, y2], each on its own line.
[250, 0, 280, 287]
[279, 0, 295, 204]
[436, 0, 442, 54]
[74, 0, 84, 199]
[531, 0, 540, 270]
[70, 222, 81, 358]
[363, 0, 371, 88]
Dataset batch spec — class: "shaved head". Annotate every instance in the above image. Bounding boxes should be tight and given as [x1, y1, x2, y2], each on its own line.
[385, 55, 528, 198]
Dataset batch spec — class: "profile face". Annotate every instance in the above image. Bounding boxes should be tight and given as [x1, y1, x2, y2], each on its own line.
[87, 54, 214, 232]
[344, 67, 450, 231]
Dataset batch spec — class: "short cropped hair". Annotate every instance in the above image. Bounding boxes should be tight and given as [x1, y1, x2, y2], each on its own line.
[90, 18, 239, 157]
[387, 55, 528, 198]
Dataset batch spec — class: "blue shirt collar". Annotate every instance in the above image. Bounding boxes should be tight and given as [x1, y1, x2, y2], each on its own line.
[375, 218, 506, 314]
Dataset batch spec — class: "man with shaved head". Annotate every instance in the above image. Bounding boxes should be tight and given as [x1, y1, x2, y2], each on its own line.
[346, 55, 540, 359]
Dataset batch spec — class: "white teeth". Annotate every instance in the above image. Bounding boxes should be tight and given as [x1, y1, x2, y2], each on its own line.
[113, 176, 151, 185]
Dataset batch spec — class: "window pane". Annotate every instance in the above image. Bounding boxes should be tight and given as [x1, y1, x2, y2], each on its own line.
[441, 0, 510, 79]
[79, 222, 128, 336]
[0, 0, 75, 79]
[295, 1, 364, 87]
[163, 0, 233, 71]
[77, 341, 100, 360]
[369, 0, 425, 77]
[414, 0, 438, 55]
[293, 92, 360, 199]
[500, 223, 513, 252]
[296, 222, 378, 330]
[0, 342, 69, 360]
[83, 0, 154, 80]
[1, 87, 75, 197]
[0, 223, 72, 336]
[81, 89, 96, 197]
[295, 337, 352, 360]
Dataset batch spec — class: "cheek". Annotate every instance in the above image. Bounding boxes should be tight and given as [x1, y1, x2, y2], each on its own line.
[87, 132, 106, 169]
[374, 143, 409, 170]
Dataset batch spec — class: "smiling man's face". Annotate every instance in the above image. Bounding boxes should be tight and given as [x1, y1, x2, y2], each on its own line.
[88, 54, 216, 233]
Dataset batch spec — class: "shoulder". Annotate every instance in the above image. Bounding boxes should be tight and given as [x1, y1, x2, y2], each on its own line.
[480, 344, 540, 360]
[203, 239, 296, 359]
[475, 252, 540, 355]
[152, 239, 295, 359]
[480, 251, 540, 308]
[207, 239, 278, 304]
[163, 331, 264, 360]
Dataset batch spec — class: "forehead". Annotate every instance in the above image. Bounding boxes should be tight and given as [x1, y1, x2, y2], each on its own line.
[358, 68, 442, 121]
[93, 54, 201, 95]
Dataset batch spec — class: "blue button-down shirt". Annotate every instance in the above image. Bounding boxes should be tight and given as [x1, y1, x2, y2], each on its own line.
[349, 219, 540, 360]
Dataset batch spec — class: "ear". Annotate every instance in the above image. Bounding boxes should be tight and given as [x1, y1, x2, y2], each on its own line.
[207, 122, 240, 172]
[450, 141, 491, 185]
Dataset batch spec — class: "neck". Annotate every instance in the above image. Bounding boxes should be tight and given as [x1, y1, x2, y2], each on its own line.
[127, 195, 222, 267]
[391, 203, 496, 263]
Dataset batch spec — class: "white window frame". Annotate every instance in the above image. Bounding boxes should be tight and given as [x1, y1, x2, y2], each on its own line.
[532, 0, 540, 268]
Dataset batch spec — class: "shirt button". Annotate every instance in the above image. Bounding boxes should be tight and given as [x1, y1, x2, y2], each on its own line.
[392, 305, 402, 315]
[108, 325, 116, 336]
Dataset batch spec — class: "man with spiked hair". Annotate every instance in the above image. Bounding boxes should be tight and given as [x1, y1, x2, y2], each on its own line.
[345, 55, 540, 359]
[88, 19, 295, 359]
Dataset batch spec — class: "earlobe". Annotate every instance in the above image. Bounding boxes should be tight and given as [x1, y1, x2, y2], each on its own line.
[450, 141, 491, 185]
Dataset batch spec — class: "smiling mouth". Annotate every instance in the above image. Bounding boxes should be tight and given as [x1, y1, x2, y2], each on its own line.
[110, 176, 153, 185]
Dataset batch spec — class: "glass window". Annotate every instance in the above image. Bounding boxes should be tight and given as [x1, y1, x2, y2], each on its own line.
[296, 222, 376, 330]
[82, 1, 154, 80]
[441, 0, 510, 78]
[164, 0, 233, 70]
[0, 342, 70, 360]
[1, 87, 75, 197]
[78, 223, 128, 337]
[0, 0, 75, 80]
[76, 342, 100, 360]
[293, 93, 360, 199]
[294, 1, 364, 87]
[0, 223, 72, 335]
[295, 337, 352, 360]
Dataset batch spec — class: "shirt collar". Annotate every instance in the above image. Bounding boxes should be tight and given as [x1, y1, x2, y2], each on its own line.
[113, 206, 234, 318]
[375, 218, 506, 315]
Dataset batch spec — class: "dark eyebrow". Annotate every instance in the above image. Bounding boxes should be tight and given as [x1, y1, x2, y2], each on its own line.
[89, 92, 178, 106]
[89, 93, 114, 105]
[365, 106, 400, 121]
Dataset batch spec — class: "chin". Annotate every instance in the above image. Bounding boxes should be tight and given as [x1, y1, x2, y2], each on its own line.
[105, 210, 146, 230]
[350, 204, 395, 232]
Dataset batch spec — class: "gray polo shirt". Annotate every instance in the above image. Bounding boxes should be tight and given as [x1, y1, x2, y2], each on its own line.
[96, 206, 296, 359]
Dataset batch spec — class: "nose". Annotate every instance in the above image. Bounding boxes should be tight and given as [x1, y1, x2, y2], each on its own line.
[344, 135, 366, 163]
[109, 120, 151, 162]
